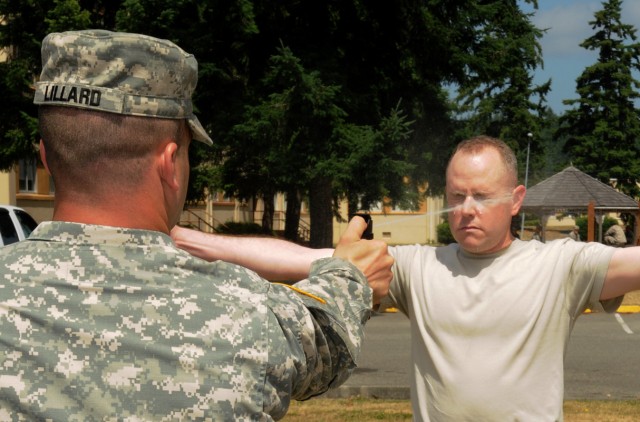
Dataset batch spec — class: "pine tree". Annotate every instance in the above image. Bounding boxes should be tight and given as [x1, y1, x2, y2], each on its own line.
[0, 0, 553, 246]
[557, 0, 640, 197]
[453, 0, 550, 184]
[0, 0, 99, 171]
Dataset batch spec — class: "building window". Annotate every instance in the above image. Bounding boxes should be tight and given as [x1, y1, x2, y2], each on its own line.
[18, 158, 37, 192]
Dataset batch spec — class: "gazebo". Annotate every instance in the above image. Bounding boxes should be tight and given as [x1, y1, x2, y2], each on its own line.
[521, 166, 640, 243]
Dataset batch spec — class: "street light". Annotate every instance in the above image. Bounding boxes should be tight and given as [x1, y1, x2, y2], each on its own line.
[520, 132, 533, 236]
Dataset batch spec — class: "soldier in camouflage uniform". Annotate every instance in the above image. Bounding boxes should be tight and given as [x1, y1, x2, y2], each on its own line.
[0, 30, 393, 421]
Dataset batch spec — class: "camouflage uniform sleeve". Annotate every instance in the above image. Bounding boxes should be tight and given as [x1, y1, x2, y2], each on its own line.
[262, 257, 372, 418]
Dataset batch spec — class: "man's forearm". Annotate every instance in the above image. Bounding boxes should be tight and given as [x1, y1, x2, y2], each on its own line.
[171, 226, 332, 281]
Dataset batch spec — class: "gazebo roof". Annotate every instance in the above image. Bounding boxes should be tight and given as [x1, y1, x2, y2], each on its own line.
[521, 166, 639, 213]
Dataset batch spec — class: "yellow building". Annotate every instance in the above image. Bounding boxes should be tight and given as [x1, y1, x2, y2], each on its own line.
[176, 191, 445, 246]
[1, 160, 55, 223]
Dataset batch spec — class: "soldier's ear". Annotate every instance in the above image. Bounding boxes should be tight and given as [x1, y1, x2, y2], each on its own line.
[39, 140, 51, 175]
[159, 141, 180, 191]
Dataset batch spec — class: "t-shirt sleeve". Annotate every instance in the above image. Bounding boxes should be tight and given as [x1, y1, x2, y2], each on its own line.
[568, 242, 621, 316]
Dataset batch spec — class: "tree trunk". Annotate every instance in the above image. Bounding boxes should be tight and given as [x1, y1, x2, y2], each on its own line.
[347, 192, 358, 220]
[261, 191, 274, 232]
[251, 195, 257, 223]
[309, 176, 334, 248]
[284, 188, 301, 242]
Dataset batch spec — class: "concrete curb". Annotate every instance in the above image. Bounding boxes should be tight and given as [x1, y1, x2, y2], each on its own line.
[616, 305, 640, 313]
[584, 305, 640, 314]
[323, 386, 410, 400]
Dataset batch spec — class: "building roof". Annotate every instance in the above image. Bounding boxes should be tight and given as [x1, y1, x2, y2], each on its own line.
[521, 166, 639, 214]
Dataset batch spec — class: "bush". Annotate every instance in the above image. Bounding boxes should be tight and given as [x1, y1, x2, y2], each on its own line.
[436, 220, 456, 245]
[575, 216, 588, 240]
[575, 215, 621, 241]
[216, 221, 275, 236]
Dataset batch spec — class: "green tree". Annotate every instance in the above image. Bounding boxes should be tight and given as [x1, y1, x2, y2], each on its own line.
[452, 0, 550, 184]
[45, 0, 91, 32]
[220, 47, 415, 247]
[0, 0, 49, 171]
[538, 108, 569, 182]
[337, 104, 416, 216]
[0, 0, 116, 172]
[557, 0, 640, 197]
[0, 0, 550, 247]
[210, 0, 548, 246]
[220, 46, 346, 246]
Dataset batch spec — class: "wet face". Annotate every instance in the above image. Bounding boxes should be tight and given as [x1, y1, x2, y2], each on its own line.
[446, 147, 525, 254]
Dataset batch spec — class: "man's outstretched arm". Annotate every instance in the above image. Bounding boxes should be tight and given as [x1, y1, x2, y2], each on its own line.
[601, 246, 640, 300]
[171, 216, 392, 304]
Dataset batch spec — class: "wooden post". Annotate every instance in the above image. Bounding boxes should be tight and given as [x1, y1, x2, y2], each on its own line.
[588, 201, 595, 242]
[636, 201, 640, 245]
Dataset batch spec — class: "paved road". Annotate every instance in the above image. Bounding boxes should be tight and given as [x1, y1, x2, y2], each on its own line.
[325, 310, 640, 400]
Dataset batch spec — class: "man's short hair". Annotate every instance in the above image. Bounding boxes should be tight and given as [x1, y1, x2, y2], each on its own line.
[448, 135, 519, 186]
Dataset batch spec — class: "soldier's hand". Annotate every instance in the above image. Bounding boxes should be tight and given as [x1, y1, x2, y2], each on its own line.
[333, 216, 393, 305]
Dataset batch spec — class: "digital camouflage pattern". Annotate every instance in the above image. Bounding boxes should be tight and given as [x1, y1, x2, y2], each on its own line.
[32, 30, 212, 145]
[0, 222, 373, 421]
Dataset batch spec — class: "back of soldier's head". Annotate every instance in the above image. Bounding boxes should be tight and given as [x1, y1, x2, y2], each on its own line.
[34, 30, 211, 190]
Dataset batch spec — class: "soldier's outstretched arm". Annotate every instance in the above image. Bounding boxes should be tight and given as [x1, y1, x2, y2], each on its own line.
[171, 224, 331, 281]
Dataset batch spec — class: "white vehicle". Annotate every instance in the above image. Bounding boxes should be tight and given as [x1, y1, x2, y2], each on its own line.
[0, 205, 38, 247]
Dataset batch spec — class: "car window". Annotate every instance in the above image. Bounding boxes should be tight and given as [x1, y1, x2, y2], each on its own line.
[0, 209, 19, 246]
[15, 209, 38, 237]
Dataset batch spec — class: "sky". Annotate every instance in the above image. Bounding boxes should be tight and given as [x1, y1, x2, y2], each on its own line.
[519, 0, 640, 113]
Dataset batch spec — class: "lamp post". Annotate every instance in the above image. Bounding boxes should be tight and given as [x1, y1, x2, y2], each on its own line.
[520, 132, 533, 236]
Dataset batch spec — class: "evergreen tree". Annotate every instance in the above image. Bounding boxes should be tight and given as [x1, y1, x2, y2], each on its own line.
[0, 0, 119, 172]
[222, 46, 348, 246]
[557, 0, 640, 197]
[0, 0, 50, 171]
[538, 108, 568, 181]
[0, 0, 550, 246]
[213, 0, 547, 245]
[453, 0, 550, 184]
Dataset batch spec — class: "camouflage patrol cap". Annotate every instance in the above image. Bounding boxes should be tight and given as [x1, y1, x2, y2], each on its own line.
[33, 29, 212, 145]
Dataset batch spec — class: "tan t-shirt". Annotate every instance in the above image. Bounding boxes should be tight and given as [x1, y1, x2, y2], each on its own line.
[387, 238, 620, 421]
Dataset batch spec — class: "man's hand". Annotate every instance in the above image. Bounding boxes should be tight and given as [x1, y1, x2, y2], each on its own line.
[333, 216, 394, 305]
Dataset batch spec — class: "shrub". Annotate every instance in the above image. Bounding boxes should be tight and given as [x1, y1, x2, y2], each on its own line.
[575, 215, 621, 241]
[436, 220, 456, 245]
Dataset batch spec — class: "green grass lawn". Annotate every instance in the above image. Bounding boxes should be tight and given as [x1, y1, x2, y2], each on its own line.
[285, 397, 640, 421]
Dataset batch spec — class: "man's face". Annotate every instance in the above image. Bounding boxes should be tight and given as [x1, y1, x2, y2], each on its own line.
[445, 147, 524, 254]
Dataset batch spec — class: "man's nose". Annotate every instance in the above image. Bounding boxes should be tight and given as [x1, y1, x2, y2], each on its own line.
[461, 196, 479, 213]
